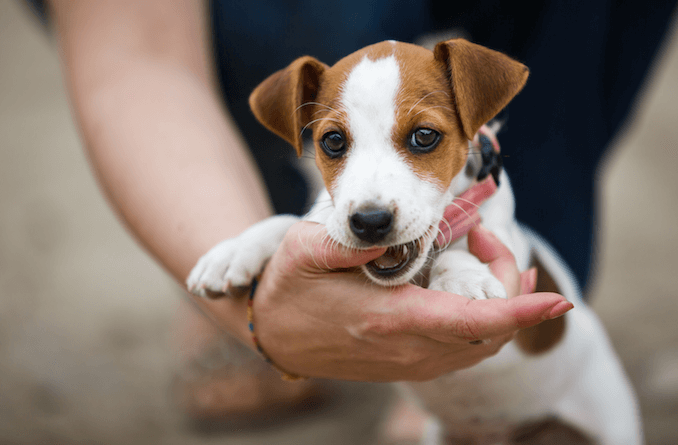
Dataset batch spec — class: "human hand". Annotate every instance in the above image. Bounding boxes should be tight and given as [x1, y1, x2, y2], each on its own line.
[250, 222, 572, 382]
[436, 177, 497, 247]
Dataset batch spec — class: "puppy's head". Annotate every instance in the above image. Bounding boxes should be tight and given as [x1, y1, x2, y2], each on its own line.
[250, 39, 528, 285]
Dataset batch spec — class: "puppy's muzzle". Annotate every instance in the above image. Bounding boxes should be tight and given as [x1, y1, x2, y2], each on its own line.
[349, 208, 393, 244]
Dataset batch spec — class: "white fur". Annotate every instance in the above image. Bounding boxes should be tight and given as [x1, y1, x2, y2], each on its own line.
[186, 215, 298, 298]
[327, 56, 448, 248]
[188, 49, 643, 444]
[320, 55, 452, 284]
[429, 249, 507, 300]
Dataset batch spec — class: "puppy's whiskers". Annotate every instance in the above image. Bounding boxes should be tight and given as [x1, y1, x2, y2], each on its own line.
[449, 201, 480, 233]
[300, 117, 344, 137]
[438, 217, 454, 250]
[295, 101, 341, 115]
[413, 105, 453, 117]
[453, 197, 481, 209]
[406, 90, 449, 116]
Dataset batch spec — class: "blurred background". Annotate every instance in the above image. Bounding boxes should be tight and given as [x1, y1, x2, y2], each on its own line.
[1, 1, 677, 444]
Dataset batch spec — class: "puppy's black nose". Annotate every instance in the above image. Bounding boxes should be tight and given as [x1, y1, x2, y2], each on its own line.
[350, 209, 393, 243]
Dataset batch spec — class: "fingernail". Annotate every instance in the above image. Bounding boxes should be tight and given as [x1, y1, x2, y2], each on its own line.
[545, 301, 574, 320]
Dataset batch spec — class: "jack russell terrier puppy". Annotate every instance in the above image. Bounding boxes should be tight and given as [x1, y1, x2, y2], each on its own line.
[187, 39, 642, 445]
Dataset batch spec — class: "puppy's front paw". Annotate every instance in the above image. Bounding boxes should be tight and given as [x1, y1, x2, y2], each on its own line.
[429, 267, 507, 300]
[186, 215, 299, 298]
[187, 237, 268, 298]
[429, 251, 507, 300]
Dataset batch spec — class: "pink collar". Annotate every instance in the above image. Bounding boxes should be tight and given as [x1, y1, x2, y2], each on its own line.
[435, 125, 501, 248]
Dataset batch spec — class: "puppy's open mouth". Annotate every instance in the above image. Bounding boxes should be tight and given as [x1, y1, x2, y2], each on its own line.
[366, 240, 419, 278]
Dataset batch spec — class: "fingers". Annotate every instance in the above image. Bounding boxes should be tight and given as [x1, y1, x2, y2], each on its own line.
[283, 222, 387, 271]
[520, 267, 538, 295]
[436, 177, 497, 246]
[397, 285, 572, 343]
[467, 224, 512, 263]
[468, 224, 520, 298]
[453, 293, 573, 340]
[443, 177, 497, 222]
[436, 210, 481, 246]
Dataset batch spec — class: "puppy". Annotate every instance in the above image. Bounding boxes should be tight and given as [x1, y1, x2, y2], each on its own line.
[187, 39, 642, 444]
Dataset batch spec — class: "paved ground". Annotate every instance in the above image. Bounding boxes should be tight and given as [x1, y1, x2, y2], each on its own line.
[1, 2, 677, 444]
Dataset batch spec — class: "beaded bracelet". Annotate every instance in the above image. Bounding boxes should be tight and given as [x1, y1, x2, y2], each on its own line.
[247, 278, 307, 381]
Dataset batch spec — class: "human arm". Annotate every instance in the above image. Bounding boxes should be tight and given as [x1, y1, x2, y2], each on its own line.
[48, 0, 267, 346]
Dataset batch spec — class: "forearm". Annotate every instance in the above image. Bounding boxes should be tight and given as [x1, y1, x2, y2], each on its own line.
[49, 0, 271, 346]
[50, 0, 272, 282]
[70, 61, 272, 279]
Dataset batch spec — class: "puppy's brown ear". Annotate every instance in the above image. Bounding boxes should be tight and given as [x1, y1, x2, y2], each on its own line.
[434, 39, 529, 140]
[249, 56, 328, 156]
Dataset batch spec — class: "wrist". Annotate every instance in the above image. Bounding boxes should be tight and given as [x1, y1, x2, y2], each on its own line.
[247, 279, 306, 381]
[188, 288, 253, 351]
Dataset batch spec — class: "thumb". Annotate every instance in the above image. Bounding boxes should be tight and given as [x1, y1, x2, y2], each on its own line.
[452, 293, 574, 340]
[402, 287, 572, 343]
[285, 221, 387, 271]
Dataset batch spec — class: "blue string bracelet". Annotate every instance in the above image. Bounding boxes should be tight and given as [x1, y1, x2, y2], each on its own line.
[247, 278, 306, 381]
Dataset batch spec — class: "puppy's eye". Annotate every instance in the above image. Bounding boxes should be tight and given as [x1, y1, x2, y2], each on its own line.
[320, 131, 347, 158]
[409, 128, 440, 153]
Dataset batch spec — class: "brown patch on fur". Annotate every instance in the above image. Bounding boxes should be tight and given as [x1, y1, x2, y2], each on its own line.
[515, 258, 567, 355]
[312, 41, 407, 193]
[391, 43, 468, 190]
[434, 39, 529, 140]
[249, 56, 328, 156]
[307, 100, 348, 193]
[311, 69, 354, 193]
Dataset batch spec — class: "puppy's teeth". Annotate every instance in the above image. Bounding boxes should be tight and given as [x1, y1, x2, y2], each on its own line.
[373, 251, 403, 269]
